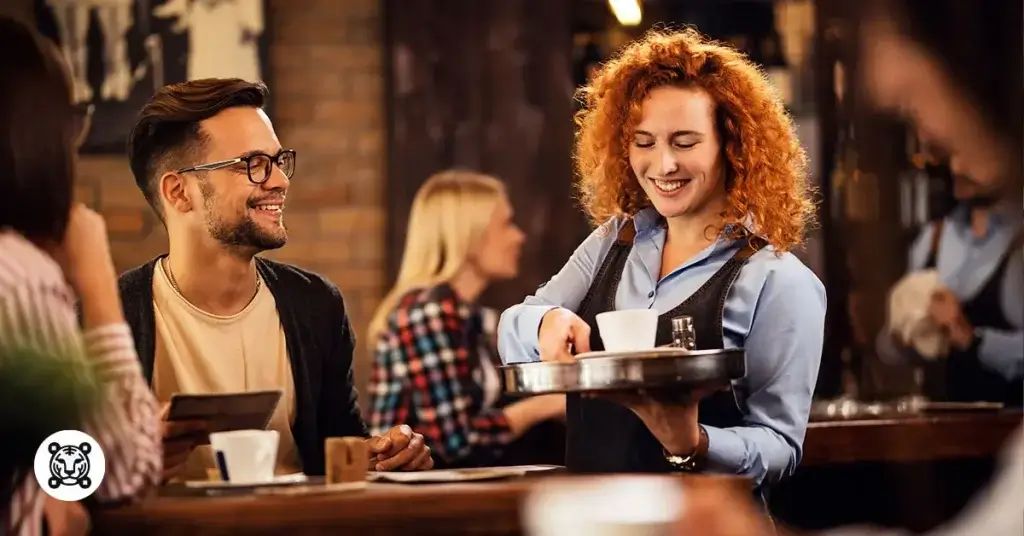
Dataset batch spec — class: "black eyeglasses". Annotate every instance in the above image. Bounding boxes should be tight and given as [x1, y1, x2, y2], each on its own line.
[176, 149, 297, 184]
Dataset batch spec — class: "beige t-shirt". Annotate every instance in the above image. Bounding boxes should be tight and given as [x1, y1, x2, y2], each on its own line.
[151, 259, 302, 480]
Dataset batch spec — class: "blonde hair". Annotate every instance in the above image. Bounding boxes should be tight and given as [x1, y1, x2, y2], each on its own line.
[367, 170, 507, 341]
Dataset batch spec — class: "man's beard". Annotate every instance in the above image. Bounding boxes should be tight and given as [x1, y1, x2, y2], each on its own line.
[955, 175, 1002, 208]
[207, 214, 287, 251]
[964, 193, 1001, 208]
[201, 183, 287, 252]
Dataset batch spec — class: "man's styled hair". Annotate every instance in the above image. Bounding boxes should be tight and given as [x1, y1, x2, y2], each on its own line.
[126, 78, 269, 219]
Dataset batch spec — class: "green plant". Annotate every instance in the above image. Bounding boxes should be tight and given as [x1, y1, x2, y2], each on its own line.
[0, 343, 101, 504]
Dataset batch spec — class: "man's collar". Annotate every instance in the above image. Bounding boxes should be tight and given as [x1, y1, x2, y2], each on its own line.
[950, 200, 1023, 227]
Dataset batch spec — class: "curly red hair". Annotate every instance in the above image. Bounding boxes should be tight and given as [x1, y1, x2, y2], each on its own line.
[574, 28, 816, 252]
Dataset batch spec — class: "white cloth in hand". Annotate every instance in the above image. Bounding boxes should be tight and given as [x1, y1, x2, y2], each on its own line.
[887, 269, 949, 360]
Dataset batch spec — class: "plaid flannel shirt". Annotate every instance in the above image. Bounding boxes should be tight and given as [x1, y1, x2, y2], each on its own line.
[368, 284, 513, 467]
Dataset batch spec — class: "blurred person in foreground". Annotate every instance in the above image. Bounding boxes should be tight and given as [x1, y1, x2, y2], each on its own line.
[367, 170, 565, 468]
[676, 0, 1023, 534]
[498, 27, 824, 500]
[0, 16, 162, 536]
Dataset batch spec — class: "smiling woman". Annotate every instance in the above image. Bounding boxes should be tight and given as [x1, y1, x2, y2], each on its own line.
[574, 28, 815, 250]
[498, 27, 825, 502]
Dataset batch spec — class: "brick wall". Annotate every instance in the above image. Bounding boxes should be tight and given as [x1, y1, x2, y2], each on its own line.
[4, 0, 386, 403]
[263, 0, 386, 398]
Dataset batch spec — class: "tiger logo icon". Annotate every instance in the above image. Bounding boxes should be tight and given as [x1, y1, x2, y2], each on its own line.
[34, 430, 105, 502]
[46, 442, 93, 489]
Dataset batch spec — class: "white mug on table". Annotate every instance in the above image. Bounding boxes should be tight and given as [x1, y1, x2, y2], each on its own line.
[209, 429, 279, 484]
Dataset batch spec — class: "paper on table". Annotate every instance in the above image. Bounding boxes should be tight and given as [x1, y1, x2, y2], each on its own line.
[184, 472, 307, 489]
[368, 465, 560, 484]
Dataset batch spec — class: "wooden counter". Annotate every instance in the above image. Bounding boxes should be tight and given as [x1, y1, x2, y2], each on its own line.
[802, 410, 1021, 466]
[774, 411, 1021, 532]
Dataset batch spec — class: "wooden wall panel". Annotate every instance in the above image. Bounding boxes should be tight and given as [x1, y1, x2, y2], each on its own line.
[384, 0, 588, 311]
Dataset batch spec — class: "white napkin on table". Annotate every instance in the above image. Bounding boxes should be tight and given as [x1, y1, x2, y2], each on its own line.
[887, 269, 950, 360]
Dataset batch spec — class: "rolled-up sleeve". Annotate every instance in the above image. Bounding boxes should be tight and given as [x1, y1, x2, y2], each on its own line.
[703, 263, 826, 488]
[497, 220, 618, 364]
[977, 328, 1024, 381]
[977, 249, 1024, 381]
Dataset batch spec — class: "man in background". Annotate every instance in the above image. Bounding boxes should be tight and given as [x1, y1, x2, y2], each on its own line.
[876, 155, 1022, 405]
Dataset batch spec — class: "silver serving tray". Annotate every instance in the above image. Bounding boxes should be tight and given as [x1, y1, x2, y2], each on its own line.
[501, 348, 746, 395]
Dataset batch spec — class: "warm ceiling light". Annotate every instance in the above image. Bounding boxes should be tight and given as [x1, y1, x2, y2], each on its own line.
[608, 0, 642, 26]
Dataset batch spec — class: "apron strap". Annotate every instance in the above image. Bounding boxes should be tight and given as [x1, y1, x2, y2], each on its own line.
[614, 217, 636, 245]
[925, 219, 945, 269]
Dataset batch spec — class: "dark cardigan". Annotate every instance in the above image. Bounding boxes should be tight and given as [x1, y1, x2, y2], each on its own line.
[118, 256, 368, 476]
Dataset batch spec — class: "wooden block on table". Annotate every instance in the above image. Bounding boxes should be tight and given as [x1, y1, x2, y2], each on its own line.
[325, 436, 368, 484]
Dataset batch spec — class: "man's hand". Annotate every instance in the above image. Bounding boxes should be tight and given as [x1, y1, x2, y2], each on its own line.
[43, 497, 90, 536]
[365, 425, 434, 472]
[930, 287, 974, 349]
[159, 403, 207, 482]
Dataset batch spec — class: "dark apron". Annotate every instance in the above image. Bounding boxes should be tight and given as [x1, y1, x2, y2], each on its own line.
[922, 220, 1023, 406]
[565, 220, 765, 484]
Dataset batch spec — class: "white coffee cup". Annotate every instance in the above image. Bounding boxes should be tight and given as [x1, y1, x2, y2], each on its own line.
[523, 476, 684, 536]
[209, 429, 278, 484]
[595, 309, 659, 352]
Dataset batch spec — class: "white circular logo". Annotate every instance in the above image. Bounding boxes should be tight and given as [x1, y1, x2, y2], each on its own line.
[33, 430, 105, 502]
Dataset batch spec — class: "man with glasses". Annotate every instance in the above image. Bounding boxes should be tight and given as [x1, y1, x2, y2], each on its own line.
[122, 78, 433, 483]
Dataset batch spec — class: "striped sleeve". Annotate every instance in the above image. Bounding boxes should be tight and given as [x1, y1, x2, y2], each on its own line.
[0, 277, 161, 531]
[79, 322, 163, 502]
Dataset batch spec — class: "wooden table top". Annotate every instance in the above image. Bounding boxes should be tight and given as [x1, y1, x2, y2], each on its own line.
[801, 410, 1021, 466]
[92, 412, 1021, 534]
[92, 474, 746, 535]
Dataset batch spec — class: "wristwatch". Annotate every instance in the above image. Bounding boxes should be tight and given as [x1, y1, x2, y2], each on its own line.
[663, 426, 708, 472]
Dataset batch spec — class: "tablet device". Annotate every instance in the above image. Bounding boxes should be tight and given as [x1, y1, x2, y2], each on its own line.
[167, 390, 282, 443]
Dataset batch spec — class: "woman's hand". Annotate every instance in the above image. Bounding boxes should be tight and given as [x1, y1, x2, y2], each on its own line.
[505, 394, 566, 436]
[43, 497, 90, 536]
[54, 204, 124, 327]
[593, 384, 726, 455]
[538, 308, 591, 362]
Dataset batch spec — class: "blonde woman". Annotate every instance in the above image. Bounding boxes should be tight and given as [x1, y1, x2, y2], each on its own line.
[367, 170, 565, 468]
